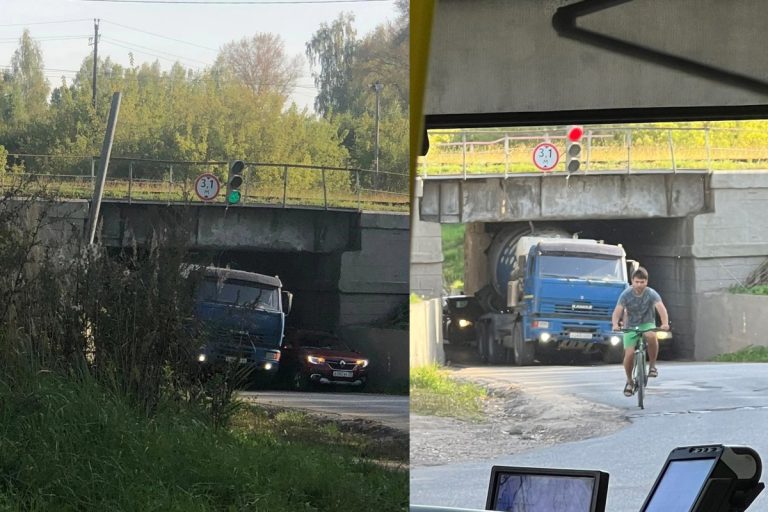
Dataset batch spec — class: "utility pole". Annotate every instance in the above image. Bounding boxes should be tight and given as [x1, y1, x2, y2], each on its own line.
[91, 19, 99, 109]
[371, 81, 383, 189]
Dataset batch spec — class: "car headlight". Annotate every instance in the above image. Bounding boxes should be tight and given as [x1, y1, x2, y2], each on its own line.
[197, 353, 207, 362]
[610, 335, 622, 346]
[458, 319, 472, 328]
[356, 359, 369, 368]
[307, 355, 326, 364]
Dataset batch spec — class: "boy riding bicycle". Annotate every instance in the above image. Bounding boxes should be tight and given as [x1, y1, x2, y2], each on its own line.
[611, 267, 670, 397]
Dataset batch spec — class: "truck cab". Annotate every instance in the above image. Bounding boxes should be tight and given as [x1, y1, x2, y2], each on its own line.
[190, 266, 292, 382]
[513, 238, 628, 363]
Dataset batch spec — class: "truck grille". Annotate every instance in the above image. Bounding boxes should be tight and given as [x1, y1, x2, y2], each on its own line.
[540, 301, 613, 319]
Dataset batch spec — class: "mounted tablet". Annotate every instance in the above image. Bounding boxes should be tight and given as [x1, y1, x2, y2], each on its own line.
[485, 466, 608, 512]
[640, 445, 764, 512]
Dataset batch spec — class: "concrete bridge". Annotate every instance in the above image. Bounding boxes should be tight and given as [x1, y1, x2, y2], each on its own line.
[411, 170, 768, 360]
[43, 200, 409, 333]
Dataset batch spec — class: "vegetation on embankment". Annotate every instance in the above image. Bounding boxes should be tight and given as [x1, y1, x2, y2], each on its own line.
[0, 190, 406, 511]
[410, 364, 487, 421]
[713, 345, 768, 362]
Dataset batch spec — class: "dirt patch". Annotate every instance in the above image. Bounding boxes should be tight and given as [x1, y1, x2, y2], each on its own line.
[410, 382, 628, 467]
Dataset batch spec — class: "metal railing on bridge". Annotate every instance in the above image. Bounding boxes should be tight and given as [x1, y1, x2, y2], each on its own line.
[1, 155, 409, 212]
[420, 125, 768, 178]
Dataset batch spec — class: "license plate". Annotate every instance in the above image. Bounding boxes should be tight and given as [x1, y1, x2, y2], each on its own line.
[225, 356, 248, 364]
[225, 356, 236, 363]
[332, 370, 353, 378]
[569, 332, 593, 339]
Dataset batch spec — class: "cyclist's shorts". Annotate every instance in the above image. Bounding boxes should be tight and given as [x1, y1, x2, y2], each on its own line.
[623, 322, 657, 349]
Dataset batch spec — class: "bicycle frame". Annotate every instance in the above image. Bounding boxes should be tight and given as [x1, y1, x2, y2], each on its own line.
[621, 326, 664, 410]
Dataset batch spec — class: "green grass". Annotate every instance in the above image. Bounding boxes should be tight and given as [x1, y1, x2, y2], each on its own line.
[0, 373, 407, 511]
[442, 224, 465, 293]
[410, 364, 487, 421]
[713, 345, 768, 362]
[729, 284, 768, 295]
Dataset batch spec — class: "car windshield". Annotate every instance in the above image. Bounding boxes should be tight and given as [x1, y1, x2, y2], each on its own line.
[198, 278, 279, 310]
[538, 254, 624, 282]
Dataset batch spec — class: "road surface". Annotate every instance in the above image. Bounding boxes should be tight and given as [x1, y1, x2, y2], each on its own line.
[241, 390, 409, 432]
[410, 362, 768, 511]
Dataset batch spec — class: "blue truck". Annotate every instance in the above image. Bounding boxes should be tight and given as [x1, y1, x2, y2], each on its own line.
[475, 230, 635, 365]
[188, 266, 293, 381]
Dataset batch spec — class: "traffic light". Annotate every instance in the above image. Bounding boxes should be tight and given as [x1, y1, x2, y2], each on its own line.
[227, 160, 245, 205]
[565, 125, 583, 173]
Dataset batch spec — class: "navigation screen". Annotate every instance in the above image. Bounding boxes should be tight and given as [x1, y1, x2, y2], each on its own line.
[643, 458, 717, 512]
[491, 474, 594, 512]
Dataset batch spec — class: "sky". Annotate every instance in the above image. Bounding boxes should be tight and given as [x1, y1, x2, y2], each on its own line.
[0, 0, 400, 110]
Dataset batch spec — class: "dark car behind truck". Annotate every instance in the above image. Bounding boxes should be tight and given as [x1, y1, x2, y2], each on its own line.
[190, 266, 292, 383]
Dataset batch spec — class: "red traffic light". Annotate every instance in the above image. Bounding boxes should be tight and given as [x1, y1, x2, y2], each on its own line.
[567, 126, 584, 142]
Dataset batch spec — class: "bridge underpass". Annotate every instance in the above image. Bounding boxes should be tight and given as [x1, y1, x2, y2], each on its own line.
[40, 200, 409, 335]
[411, 171, 768, 360]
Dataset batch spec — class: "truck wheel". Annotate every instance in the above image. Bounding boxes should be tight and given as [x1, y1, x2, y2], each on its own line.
[512, 322, 534, 366]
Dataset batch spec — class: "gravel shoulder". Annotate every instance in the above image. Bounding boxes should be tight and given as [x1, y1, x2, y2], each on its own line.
[410, 379, 629, 467]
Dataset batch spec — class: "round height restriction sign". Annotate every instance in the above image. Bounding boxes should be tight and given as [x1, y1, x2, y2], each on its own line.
[194, 173, 221, 201]
[532, 142, 560, 172]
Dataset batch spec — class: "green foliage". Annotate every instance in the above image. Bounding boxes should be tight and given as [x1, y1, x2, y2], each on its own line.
[729, 284, 768, 295]
[442, 224, 465, 292]
[713, 345, 768, 362]
[410, 364, 487, 421]
[0, 372, 407, 511]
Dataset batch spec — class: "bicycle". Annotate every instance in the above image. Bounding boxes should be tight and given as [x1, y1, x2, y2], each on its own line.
[619, 326, 666, 410]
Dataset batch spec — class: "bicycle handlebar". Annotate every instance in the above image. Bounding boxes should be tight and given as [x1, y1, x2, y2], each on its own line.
[615, 326, 669, 334]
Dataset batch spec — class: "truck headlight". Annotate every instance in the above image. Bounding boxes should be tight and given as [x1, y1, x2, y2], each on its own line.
[610, 335, 622, 346]
[458, 319, 472, 328]
[307, 355, 326, 364]
[656, 331, 671, 340]
[539, 332, 551, 343]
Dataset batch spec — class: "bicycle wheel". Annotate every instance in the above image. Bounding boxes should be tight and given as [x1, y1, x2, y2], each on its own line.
[634, 350, 646, 409]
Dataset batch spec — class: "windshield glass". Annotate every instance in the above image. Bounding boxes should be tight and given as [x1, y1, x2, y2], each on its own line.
[198, 278, 279, 310]
[538, 254, 624, 281]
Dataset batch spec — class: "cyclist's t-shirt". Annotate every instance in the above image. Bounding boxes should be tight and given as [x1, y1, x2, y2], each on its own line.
[618, 287, 661, 327]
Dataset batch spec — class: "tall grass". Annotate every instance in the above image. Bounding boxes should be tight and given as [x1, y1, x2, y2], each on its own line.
[410, 364, 487, 421]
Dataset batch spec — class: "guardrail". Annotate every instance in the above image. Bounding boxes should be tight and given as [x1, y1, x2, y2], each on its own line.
[1, 155, 409, 212]
[421, 126, 768, 177]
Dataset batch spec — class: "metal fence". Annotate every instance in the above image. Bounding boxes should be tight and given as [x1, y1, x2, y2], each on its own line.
[1, 155, 409, 212]
[421, 125, 768, 177]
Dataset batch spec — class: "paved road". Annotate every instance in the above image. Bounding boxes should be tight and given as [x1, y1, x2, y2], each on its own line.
[411, 362, 768, 512]
[241, 391, 409, 432]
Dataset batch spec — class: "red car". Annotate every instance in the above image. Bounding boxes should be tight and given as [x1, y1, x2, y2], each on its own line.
[280, 329, 369, 390]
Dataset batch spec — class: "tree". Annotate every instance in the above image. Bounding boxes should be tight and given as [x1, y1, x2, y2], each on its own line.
[213, 33, 302, 100]
[9, 29, 49, 123]
[305, 13, 357, 117]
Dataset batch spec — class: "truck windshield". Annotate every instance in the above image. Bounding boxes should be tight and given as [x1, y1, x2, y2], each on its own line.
[198, 278, 279, 310]
[539, 254, 624, 281]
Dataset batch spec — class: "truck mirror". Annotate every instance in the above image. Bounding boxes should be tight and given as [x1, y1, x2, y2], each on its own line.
[627, 259, 640, 281]
[516, 255, 526, 272]
[507, 280, 520, 308]
[281, 291, 293, 315]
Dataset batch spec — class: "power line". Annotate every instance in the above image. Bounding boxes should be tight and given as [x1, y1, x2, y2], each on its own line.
[102, 36, 211, 66]
[0, 19, 92, 27]
[101, 20, 218, 52]
[81, 0, 390, 4]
